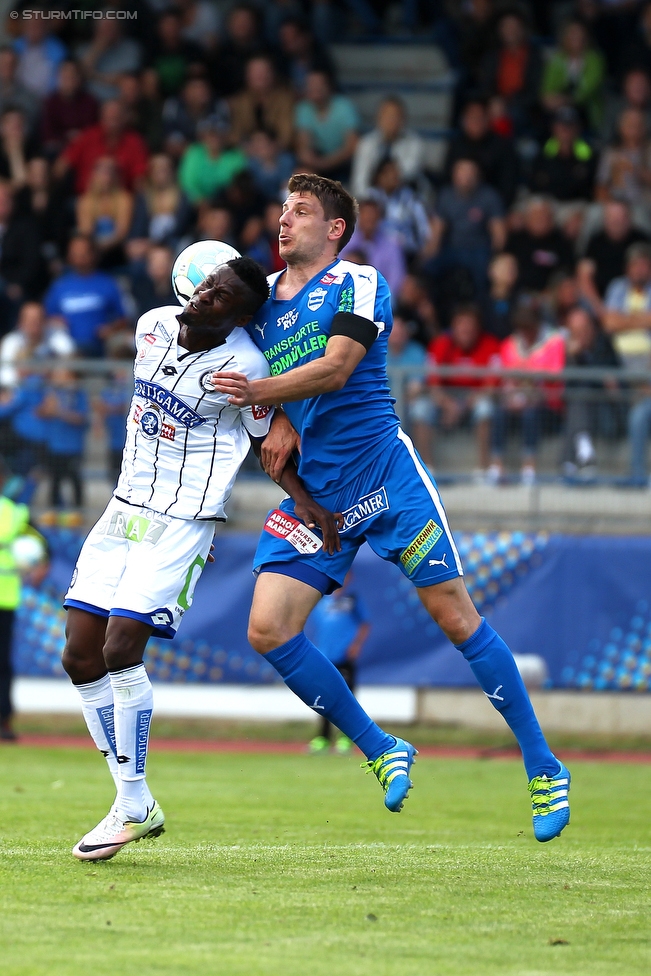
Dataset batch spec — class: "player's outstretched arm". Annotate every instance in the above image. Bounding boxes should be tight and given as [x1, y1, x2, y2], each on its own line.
[250, 438, 343, 554]
[212, 330, 372, 407]
[261, 409, 301, 483]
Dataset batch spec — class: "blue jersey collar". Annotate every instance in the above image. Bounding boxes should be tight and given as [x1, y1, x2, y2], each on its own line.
[270, 260, 340, 302]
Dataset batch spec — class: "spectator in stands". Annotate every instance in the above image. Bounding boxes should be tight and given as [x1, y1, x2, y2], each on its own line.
[427, 304, 500, 475]
[490, 294, 566, 485]
[596, 107, 651, 210]
[387, 310, 434, 467]
[41, 59, 99, 160]
[601, 241, 651, 369]
[444, 98, 519, 207]
[129, 244, 177, 317]
[78, 15, 142, 103]
[117, 71, 164, 154]
[542, 18, 606, 132]
[177, 0, 221, 53]
[277, 16, 336, 96]
[351, 95, 425, 200]
[148, 8, 205, 98]
[505, 197, 574, 293]
[13, 11, 66, 101]
[246, 128, 294, 202]
[15, 157, 72, 275]
[196, 205, 235, 248]
[562, 305, 620, 477]
[230, 56, 295, 152]
[368, 158, 430, 264]
[179, 114, 248, 206]
[76, 157, 133, 269]
[478, 9, 543, 136]
[97, 357, 131, 486]
[295, 69, 359, 182]
[603, 68, 651, 142]
[528, 106, 596, 202]
[483, 251, 519, 340]
[242, 200, 284, 274]
[55, 99, 149, 194]
[0, 107, 39, 190]
[44, 235, 127, 358]
[578, 200, 649, 300]
[162, 74, 226, 161]
[397, 274, 439, 347]
[0, 46, 39, 133]
[128, 153, 192, 262]
[212, 3, 264, 96]
[0, 372, 48, 478]
[428, 158, 506, 295]
[0, 301, 74, 389]
[37, 368, 88, 511]
[341, 196, 406, 299]
[0, 180, 44, 333]
[213, 169, 267, 245]
[625, 1, 651, 79]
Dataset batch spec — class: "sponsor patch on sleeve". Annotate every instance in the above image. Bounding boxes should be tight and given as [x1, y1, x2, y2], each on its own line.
[400, 520, 443, 575]
[252, 404, 271, 420]
[263, 509, 322, 554]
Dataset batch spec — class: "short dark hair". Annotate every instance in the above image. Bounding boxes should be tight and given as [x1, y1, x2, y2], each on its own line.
[287, 173, 358, 252]
[228, 256, 269, 314]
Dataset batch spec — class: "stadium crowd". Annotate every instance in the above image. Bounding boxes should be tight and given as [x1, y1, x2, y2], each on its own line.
[3, 0, 651, 507]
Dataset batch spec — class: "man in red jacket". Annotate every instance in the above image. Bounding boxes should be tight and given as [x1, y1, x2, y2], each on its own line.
[54, 99, 148, 194]
[427, 304, 501, 474]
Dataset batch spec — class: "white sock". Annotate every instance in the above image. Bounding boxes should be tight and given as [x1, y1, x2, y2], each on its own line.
[75, 674, 120, 789]
[109, 664, 155, 822]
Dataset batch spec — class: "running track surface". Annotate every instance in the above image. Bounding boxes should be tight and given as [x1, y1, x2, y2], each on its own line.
[8, 735, 651, 764]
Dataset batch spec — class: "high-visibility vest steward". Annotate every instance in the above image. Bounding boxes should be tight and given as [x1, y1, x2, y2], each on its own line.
[0, 496, 29, 610]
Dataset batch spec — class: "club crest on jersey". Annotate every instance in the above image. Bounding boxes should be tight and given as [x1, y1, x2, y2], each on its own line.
[199, 369, 216, 393]
[134, 379, 206, 429]
[134, 404, 176, 441]
[139, 405, 163, 439]
[277, 307, 299, 331]
[307, 287, 327, 311]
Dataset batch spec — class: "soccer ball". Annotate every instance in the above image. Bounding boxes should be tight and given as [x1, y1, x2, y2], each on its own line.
[171, 240, 241, 306]
[12, 534, 46, 572]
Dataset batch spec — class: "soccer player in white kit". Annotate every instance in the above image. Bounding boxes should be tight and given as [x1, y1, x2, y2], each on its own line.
[62, 257, 341, 861]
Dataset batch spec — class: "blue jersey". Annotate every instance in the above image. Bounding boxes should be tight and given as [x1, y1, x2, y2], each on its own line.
[309, 590, 370, 665]
[247, 260, 399, 495]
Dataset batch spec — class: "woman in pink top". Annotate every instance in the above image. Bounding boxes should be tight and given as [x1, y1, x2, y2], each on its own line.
[489, 295, 565, 484]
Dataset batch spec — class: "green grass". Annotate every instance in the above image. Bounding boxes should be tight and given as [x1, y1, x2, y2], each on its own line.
[1, 746, 650, 976]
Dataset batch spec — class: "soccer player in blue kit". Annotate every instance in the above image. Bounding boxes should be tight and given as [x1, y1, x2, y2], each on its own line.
[213, 174, 570, 841]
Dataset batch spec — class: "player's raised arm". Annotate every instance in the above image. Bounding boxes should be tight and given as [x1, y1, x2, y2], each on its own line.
[249, 436, 343, 554]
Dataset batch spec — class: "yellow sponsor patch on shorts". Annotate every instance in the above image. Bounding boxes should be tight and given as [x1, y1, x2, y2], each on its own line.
[400, 519, 443, 575]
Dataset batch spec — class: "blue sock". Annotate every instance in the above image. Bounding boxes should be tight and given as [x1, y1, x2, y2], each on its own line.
[455, 618, 557, 780]
[264, 633, 395, 761]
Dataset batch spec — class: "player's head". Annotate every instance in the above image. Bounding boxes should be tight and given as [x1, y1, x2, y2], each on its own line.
[176, 256, 269, 339]
[279, 173, 358, 266]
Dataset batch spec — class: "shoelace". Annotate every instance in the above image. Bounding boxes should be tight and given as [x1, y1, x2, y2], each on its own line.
[528, 775, 564, 815]
[361, 752, 407, 788]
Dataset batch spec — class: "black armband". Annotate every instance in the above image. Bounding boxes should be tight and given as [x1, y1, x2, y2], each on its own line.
[330, 311, 378, 351]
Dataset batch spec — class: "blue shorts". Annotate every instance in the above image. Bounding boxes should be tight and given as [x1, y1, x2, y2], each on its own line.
[254, 428, 463, 594]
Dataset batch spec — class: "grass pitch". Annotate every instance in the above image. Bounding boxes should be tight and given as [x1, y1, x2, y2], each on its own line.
[1, 745, 650, 976]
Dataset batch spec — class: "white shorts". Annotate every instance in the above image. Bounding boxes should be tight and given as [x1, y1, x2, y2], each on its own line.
[64, 497, 215, 638]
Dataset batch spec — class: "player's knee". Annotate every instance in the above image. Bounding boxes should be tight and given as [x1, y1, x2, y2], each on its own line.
[102, 623, 148, 672]
[62, 637, 98, 684]
[248, 616, 290, 655]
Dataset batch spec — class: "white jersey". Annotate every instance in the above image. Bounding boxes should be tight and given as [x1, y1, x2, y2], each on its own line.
[115, 306, 273, 521]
